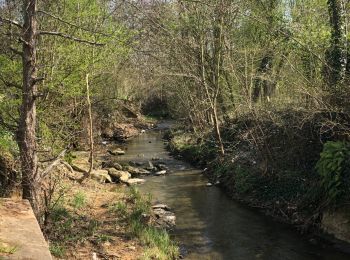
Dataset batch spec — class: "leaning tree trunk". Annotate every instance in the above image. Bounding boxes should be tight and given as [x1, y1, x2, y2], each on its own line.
[18, 0, 39, 211]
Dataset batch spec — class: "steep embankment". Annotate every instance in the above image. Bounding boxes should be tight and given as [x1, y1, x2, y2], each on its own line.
[166, 109, 350, 246]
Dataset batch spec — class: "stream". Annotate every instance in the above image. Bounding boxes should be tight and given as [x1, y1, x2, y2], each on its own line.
[118, 125, 350, 260]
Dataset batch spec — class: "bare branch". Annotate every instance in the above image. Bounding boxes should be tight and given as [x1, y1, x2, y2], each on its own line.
[39, 31, 105, 46]
[37, 10, 112, 37]
[0, 76, 21, 89]
[0, 16, 23, 29]
[40, 149, 67, 179]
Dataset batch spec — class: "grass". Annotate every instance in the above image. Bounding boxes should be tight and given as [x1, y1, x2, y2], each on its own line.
[49, 243, 65, 258]
[0, 242, 17, 255]
[45, 178, 179, 259]
[111, 187, 179, 260]
[70, 191, 87, 209]
[45, 191, 99, 258]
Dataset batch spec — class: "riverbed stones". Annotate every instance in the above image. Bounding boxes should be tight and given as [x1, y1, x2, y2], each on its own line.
[108, 168, 130, 182]
[152, 204, 171, 211]
[155, 170, 167, 176]
[71, 160, 90, 173]
[126, 178, 146, 185]
[155, 163, 168, 171]
[91, 170, 112, 183]
[152, 204, 176, 229]
[129, 161, 144, 167]
[102, 161, 123, 170]
[206, 182, 213, 187]
[124, 166, 150, 177]
[145, 161, 156, 171]
[108, 148, 125, 156]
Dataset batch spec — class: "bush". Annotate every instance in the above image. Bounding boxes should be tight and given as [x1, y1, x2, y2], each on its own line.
[316, 141, 350, 205]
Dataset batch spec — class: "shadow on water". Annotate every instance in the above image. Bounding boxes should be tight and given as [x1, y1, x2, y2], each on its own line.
[120, 130, 350, 260]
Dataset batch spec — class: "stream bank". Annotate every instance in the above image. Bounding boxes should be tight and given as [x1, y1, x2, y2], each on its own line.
[45, 118, 350, 259]
[165, 113, 350, 254]
[106, 125, 350, 259]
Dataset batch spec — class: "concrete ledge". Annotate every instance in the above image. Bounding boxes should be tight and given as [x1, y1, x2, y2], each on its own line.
[0, 199, 52, 260]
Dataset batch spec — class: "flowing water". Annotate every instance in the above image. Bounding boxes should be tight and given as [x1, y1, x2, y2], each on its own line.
[119, 127, 350, 260]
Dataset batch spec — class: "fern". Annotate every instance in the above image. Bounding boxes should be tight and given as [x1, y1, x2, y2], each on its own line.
[316, 141, 350, 205]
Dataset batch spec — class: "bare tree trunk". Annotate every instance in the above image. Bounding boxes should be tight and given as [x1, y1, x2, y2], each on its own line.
[86, 74, 94, 175]
[78, 74, 94, 183]
[212, 4, 225, 156]
[198, 7, 225, 156]
[18, 0, 39, 211]
[212, 105, 225, 156]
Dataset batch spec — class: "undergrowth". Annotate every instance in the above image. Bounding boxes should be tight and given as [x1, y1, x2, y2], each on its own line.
[167, 111, 350, 228]
[110, 187, 179, 260]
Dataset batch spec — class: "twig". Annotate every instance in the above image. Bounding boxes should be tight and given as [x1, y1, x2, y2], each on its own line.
[39, 31, 105, 46]
[40, 149, 67, 178]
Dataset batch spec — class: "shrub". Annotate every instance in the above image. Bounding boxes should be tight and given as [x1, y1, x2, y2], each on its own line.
[316, 141, 350, 205]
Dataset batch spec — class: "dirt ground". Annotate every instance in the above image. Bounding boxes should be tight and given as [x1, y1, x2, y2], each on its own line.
[46, 177, 143, 260]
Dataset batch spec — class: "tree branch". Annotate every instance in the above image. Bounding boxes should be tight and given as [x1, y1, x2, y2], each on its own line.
[0, 17, 23, 29]
[0, 76, 21, 89]
[37, 10, 112, 37]
[39, 31, 105, 46]
[40, 149, 67, 178]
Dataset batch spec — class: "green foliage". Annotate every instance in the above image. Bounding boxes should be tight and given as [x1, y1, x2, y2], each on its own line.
[70, 191, 87, 209]
[114, 187, 179, 260]
[316, 141, 350, 205]
[49, 204, 100, 243]
[109, 201, 127, 217]
[0, 128, 17, 153]
[49, 243, 66, 258]
[233, 166, 259, 195]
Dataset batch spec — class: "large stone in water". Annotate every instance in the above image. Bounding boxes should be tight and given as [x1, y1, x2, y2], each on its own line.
[145, 161, 156, 171]
[108, 148, 125, 156]
[153, 207, 176, 229]
[124, 166, 150, 177]
[155, 170, 167, 176]
[152, 204, 171, 211]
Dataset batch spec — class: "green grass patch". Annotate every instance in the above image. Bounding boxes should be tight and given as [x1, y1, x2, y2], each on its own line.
[46, 198, 99, 258]
[49, 243, 65, 258]
[0, 242, 17, 255]
[70, 191, 87, 209]
[116, 187, 179, 260]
